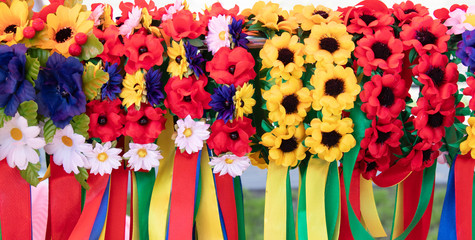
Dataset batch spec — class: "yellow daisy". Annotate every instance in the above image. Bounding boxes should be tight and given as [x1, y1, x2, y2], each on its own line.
[311, 65, 361, 116]
[260, 32, 305, 80]
[460, 117, 475, 159]
[120, 71, 146, 109]
[304, 21, 354, 66]
[261, 124, 307, 167]
[242, 1, 280, 19]
[305, 116, 356, 162]
[167, 40, 188, 78]
[0, 0, 29, 45]
[234, 83, 256, 118]
[255, 7, 298, 33]
[292, 4, 342, 31]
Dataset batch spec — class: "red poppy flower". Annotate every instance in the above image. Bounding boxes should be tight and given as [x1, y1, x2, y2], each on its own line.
[406, 141, 442, 171]
[123, 103, 166, 144]
[412, 97, 455, 143]
[161, 10, 207, 41]
[87, 99, 125, 143]
[124, 33, 164, 74]
[200, 2, 243, 25]
[361, 119, 404, 158]
[346, 8, 394, 35]
[206, 47, 256, 87]
[464, 76, 475, 111]
[357, 149, 390, 180]
[117, 0, 159, 24]
[400, 16, 449, 55]
[434, 4, 468, 22]
[360, 74, 407, 121]
[413, 53, 458, 100]
[208, 117, 256, 157]
[32, 0, 63, 21]
[164, 75, 211, 119]
[392, 1, 429, 26]
[355, 29, 404, 76]
[93, 26, 124, 65]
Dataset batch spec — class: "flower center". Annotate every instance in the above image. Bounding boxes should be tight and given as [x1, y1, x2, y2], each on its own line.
[60, 90, 70, 98]
[4, 24, 17, 34]
[464, 14, 475, 26]
[97, 152, 109, 162]
[183, 128, 193, 137]
[55, 27, 73, 43]
[10, 128, 23, 141]
[313, 10, 329, 19]
[415, 29, 436, 46]
[319, 37, 339, 53]
[224, 100, 231, 108]
[228, 65, 236, 74]
[277, 48, 294, 66]
[281, 94, 299, 114]
[225, 158, 234, 164]
[240, 100, 245, 107]
[183, 95, 192, 102]
[277, 15, 285, 24]
[321, 130, 342, 148]
[371, 42, 391, 60]
[360, 14, 377, 26]
[175, 55, 182, 64]
[219, 31, 226, 40]
[376, 130, 391, 144]
[138, 148, 148, 158]
[422, 149, 432, 162]
[325, 78, 344, 97]
[139, 46, 148, 55]
[426, 67, 444, 87]
[427, 112, 443, 128]
[377, 87, 395, 107]
[99, 38, 106, 45]
[403, 9, 418, 14]
[229, 131, 239, 140]
[62, 136, 73, 147]
[98, 116, 108, 125]
[280, 137, 298, 153]
[365, 161, 377, 172]
[139, 116, 149, 125]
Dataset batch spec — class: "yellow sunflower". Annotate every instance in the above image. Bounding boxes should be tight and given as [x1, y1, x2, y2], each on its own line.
[311, 65, 361, 117]
[292, 4, 342, 31]
[305, 116, 356, 162]
[460, 117, 475, 159]
[263, 80, 312, 126]
[0, 0, 29, 45]
[142, 8, 162, 38]
[249, 149, 268, 169]
[255, 7, 298, 33]
[234, 83, 256, 118]
[304, 21, 354, 66]
[167, 40, 188, 78]
[261, 124, 307, 167]
[260, 32, 305, 80]
[120, 70, 146, 109]
[242, 1, 280, 19]
[42, 4, 94, 56]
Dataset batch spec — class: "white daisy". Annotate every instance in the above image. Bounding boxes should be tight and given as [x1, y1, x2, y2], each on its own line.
[88, 4, 105, 27]
[45, 125, 91, 174]
[119, 6, 142, 37]
[162, 0, 185, 21]
[0, 113, 45, 170]
[175, 115, 210, 154]
[209, 154, 251, 178]
[205, 15, 231, 54]
[85, 142, 122, 176]
[124, 143, 162, 171]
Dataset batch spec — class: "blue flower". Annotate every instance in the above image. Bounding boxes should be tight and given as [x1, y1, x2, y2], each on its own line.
[184, 41, 205, 77]
[209, 85, 236, 122]
[229, 17, 249, 50]
[101, 62, 123, 100]
[0, 44, 35, 116]
[36, 53, 86, 128]
[457, 30, 475, 72]
[145, 68, 164, 106]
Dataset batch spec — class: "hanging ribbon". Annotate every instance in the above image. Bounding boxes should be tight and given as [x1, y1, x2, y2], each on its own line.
[325, 161, 340, 240]
[130, 171, 139, 240]
[264, 161, 289, 240]
[105, 166, 129, 240]
[305, 158, 330, 240]
[90, 177, 111, 240]
[286, 167, 296, 240]
[438, 157, 456, 239]
[359, 177, 386, 237]
[297, 159, 308, 240]
[215, 174, 238, 240]
[0, 160, 32, 240]
[135, 170, 156, 240]
[455, 153, 475, 240]
[234, 176, 246, 240]
[339, 169, 355, 240]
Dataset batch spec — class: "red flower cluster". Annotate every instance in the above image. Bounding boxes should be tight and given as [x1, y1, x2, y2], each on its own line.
[360, 120, 404, 158]
[87, 99, 125, 143]
[164, 75, 211, 119]
[412, 97, 455, 143]
[124, 33, 164, 74]
[405, 141, 442, 172]
[123, 103, 167, 144]
[208, 117, 256, 157]
[206, 47, 256, 87]
[357, 149, 390, 180]
[346, 4, 394, 35]
[391, 1, 429, 26]
[161, 10, 207, 41]
[93, 26, 125, 65]
[400, 16, 449, 55]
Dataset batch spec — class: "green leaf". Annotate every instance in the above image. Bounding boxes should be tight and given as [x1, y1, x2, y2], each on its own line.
[459, 73, 467, 82]
[27, 48, 50, 67]
[71, 113, 90, 138]
[0, 108, 12, 128]
[356, 66, 364, 77]
[43, 119, 57, 144]
[17, 101, 38, 126]
[25, 55, 40, 86]
[79, 35, 104, 61]
[454, 122, 467, 134]
[261, 120, 273, 133]
[82, 62, 109, 100]
[412, 76, 422, 86]
[187, 38, 204, 47]
[409, 49, 418, 63]
[75, 167, 90, 190]
[20, 162, 41, 187]
[456, 107, 471, 116]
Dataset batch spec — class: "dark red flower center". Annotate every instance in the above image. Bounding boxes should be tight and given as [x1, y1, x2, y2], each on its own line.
[378, 87, 395, 107]
[404, 9, 418, 14]
[99, 38, 106, 45]
[277, 48, 294, 66]
[313, 10, 329, 19]
[183, 95, 192, 102]
[280, 137, 298, 153]
[427, 112, 443, 128]
[98, 116, 108, 125]
[422, 149, 432, 162]
[322, 131, 342, 148]
[139, 46, 148, 55]
[282, 94, 299, 114]
[365, 161, 377, 172]
[360, 14, 377, 26]
[371, 42, 391, 60]
[175, 55, 182, 64]
[138, 116, 149, 125]
[325, 78, 344, 97]
[277, 15, 285, 24]
[376, 130, 391, 144]
[229, 131, 239, 140]
[55, 27, 73, 43]
[240, 100, 245, 107]
[224, 100, 231, 108]
[118, 35, 124, 44]
[228, 65, 236, 74]
[416, 29, 436, 46]
[426, 67, 444, 87]
[319, 37, 339, 53]
[4, 24, 17, 34]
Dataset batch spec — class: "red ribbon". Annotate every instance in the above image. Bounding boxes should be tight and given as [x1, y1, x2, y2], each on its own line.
[339, 168, 355, 240]
[0, 160, 32, 239]
[168, 150, 199, 240]
[455, 154, 475, 240]
[215, 174, 238, 240]
[105, 166, 129, 240]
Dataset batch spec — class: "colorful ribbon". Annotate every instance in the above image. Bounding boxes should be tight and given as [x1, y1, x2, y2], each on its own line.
[455, 154, 475, 240]
[306, 158, 330, 240]
[105, 166, 129, 240]
[264, 161, 290, 240]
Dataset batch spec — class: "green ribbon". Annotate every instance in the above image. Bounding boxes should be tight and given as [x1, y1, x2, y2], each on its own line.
[325, 161, 340, 239]
[234, 176, 246, 240]
[81, 187, 86, 211]
[297, 159, 308, 240]
[286, 169, 296, 240]
[136, 170, 156, 240]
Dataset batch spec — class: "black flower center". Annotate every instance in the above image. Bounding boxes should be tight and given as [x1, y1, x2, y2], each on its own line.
[313, 10, 329, 19]
[325, 78, 344, 97]
[371, 42, 391, 60]
[183, 95, 192, 102]
[404, 9, 418, 14]
[118, 35, 124, 44]
[277, 48, 294, 66]
[360, 14, 377, 26]
[280, 137, 298, 153]
[378, 87, 395, 107]
[60, 90, 70, 98]
[98, 116, 108, 125]
[139, 46, 148, 55]
[277, 15, 285, 24]
[426, 67, 444, 87]
[422, 150, 432, 162]
[229, 131, 239, 140]
[240, 100, 245, 107]
[282, 94, 299, 114]
[55, 27, 73, 43]
[138, 116, 148, 125]
[175, 55, 182, 64]
[416, 29, 436, 46]
[427, 112, 443, 128]
[376, 130, 391, 144]
[99, 38, 106, 45]
[319, 37, 339, 53]
[224, 100, 231, 108]
[4, 24, 17, 34]
[321, 131, 342, 148]
[366, 161, 377, 172]
[228, 65, 236, 74]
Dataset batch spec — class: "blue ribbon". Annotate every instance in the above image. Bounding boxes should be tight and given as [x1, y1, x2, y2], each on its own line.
[89, 177, 111, 240]
[438, 157, 457, 240]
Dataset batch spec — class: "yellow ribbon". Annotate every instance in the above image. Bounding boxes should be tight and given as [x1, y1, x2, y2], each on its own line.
[264, 161, 288, 240]
[359, 176, 386, 237]
[306, 158, 330, 240]
[392, 183, 405, 239]
[131, 172, 140, 240]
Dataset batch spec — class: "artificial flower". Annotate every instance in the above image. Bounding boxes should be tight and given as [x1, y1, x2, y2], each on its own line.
[206, 15, 231, 54]
[400, 16, 449, 55]
[434, 4, 468, 22]
[209, 85, 236, 122]
[167, 40, 188, 78]
[249, 149, 268, 169]
[206, 47, 256, 87]
[304, 21, 354, 66]
[184, 42, 205, 77]
[463, 76, 475, 110]
[0, 0, 29, 45]
[209, 154, 250, 178]
[124, 33, 164, 74]
[456, 29, 475, 71]
[124, 142, 162, 171]
[260, 124, 306, 167]
[45, 125, 91, 174]
[164, 75, 211, 119]
[229, 17, 249, 49]
[120, 70, 146, 109]
[35, 53, 86, 128]
[118, 6, 142, 37]
[444, 5, 475, 35]
[141, 7, 162, 37]
[242, 1, 279, 18]
[407, 141, 442, 171]
[89, 4, 115, 29]
[161, 10, 206, 41]
[145, 69, 164, 107]
[305, 117, 356, 162]
[346, 7, 394, 35]
[93, 26, 124, 65]
[357, 149, 390, 180]
[0, 113, 45, 170]
[175, 115, 210, 154]
[252, 3, 298, 32]
[392, 1, 429, 26]
[292, 4, 342, 31]
[101, 62, 123, 101]
[234, 83, 256, 118]
[260, 32, 305, 79]
[360, 120, 404, 158]
[158, 0, 185, 21]
[85, 142, 122, 176]
[200, 2, 241, 24]
[87, 99, 125, 143]
[208, 117, 255, 157]
[124, 103, 166, 144]
[118, 0, 159, 23]
[461, 117, 475, 158]
[412, 97, 455, 143]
